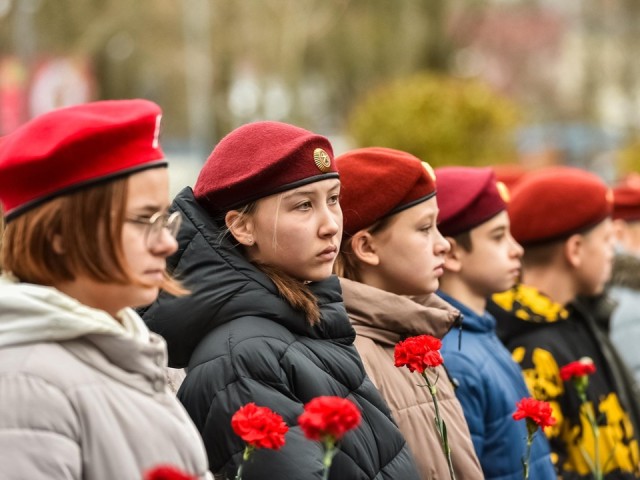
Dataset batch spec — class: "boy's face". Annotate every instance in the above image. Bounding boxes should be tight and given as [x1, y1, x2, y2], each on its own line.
[575, 218, 615, 295]
[368, 196, 450, 295]
[458, 211, 523, 297]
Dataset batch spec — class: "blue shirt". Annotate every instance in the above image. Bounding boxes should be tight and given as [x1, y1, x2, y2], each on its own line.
[438, 291, 556, 480]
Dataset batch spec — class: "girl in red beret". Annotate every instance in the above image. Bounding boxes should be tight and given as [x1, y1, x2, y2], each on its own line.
[142, 122, 421, 480]
[0, 100, 210, 479]
[333, 147, 483, 479]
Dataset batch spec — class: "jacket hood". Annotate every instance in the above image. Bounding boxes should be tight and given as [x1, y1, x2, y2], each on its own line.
[142, 187, 352, 368]
[610, 252, 640, 291]
[340, 277, 460, 347]
[0, 275, 149, 349]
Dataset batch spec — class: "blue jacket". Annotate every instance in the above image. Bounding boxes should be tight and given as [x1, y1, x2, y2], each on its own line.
[438, 292, 555, 480]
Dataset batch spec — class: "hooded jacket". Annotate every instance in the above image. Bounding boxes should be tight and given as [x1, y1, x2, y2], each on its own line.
[437, 291, 556, 480]
[340, 278, 483, 479]
[490, 284, 640, 480]
[142, 187, 420, 480]
[609, 253, 640, 386]
[0, 275, 211, 480]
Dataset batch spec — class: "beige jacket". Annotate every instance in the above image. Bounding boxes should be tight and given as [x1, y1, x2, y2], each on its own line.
[0, 276, 211, 480]
[340, 278, 484, 480]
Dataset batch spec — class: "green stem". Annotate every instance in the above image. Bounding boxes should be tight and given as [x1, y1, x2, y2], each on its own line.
[423, 371, 457, 480]
[523, 431, 534, 480]
[584, 408, 602, 480]
[321, 438, 338, 480]
[235, 445, 254, 480]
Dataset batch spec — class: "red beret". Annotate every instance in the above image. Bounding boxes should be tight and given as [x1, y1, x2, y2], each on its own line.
[335, 147, 436, 236]
[492, 163, 528, 191]
[0, 99, 165, 221]
[435, 167, 507, 237]
[508, 167, 613, 246]
[613, 176, 640, 221]
[194, 121, 338, 213]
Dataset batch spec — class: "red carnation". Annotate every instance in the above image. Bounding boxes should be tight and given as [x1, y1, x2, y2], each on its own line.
[512, 397, 556, 429]
[560, 358, 596, 381]
[231, 403, 289, 450]
[143, 465, 197, 480]
[298, 396, 361, 442]
[394, 334, 443, 373]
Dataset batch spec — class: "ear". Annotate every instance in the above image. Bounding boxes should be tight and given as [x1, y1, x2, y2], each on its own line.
[564, 234, 583, 268]
[350, 230, 380, 267]
[52, 234, 65, 255]
[225, 210, 255, 246]
[443, 237, 463, 273]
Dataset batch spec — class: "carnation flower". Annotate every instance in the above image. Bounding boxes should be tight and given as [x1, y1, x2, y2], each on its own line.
[143, 465, 197, 480]
[394, 334, 443, 373]
[298, 396, 361, 480]
[231, 403, 289, 479]
[559, 357, 596, 382]
[512, 397, 556, 479]
[394, 335, 455, 479]
[512, 397, 557, 430]
[231, 402, 289, 450]
[560, 357, 603, 480]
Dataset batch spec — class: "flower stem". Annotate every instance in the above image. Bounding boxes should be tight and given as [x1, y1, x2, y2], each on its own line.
[523, 432, 534, 480]
[321, 438, 338, 480]
[235, 445, 254, 480]
[423, 371, 457, 480]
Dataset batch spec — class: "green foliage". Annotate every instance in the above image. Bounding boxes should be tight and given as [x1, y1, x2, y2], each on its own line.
[346, 73, 522, 167]
[617, 139, 640, 179]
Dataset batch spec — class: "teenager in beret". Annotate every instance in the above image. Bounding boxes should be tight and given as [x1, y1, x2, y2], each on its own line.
[0, 100, 211, 479]
[334, 147, 483, 479]
[609, 177, 640, 387]
[488, 167, 640, 479]
[435, 166, 555, 480]
[142, 122, 421, 480]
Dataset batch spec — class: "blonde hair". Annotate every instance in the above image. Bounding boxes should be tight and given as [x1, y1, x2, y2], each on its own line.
[227, 200, 321, 325]
[2, 177, 186, 296]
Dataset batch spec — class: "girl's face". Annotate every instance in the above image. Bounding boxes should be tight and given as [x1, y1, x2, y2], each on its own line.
[243, 179, 342, 282]
[360, 197, 450, 295]
[57, 168, 178, 317]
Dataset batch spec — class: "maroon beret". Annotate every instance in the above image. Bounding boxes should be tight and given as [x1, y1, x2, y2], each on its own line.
[194, 121, 338, 213]
[508, 167, 613, 246]
[436, 167, 508, 237]
[335, 147, 437, 236]
[613, 176, 640, 221]
[0, 99, 166, 221]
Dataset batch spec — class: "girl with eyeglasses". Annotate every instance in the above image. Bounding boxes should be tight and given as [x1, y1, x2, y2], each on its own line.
[142, 121, 421, 480]
[0, 100, 211, 479]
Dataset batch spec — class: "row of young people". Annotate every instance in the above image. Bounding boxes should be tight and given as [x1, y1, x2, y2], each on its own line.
[0, 100, 637, 479]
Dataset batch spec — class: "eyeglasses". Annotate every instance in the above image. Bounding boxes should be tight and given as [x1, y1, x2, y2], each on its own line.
[125, 211, 182, 249]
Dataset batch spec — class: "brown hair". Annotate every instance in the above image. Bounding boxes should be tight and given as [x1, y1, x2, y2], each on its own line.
[1, 177, 186, 296]
[452, 230, 473, 252]
[334, 216, 394, 281]
[521, 241, 564, 268]
[226, 201, 321, 326]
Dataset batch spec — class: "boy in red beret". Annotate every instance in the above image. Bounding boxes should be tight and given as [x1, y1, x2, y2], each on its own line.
[435, 166, 555, 480]
[609, 176, 640, 387]
[488, 166, 640, 479]
[334, 147, 483, 480]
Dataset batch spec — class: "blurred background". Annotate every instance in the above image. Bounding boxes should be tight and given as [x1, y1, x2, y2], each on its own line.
[2, 0, 640, 193]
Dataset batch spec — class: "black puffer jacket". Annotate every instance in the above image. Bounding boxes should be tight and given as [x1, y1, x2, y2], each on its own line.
[142, 187, 420, 480]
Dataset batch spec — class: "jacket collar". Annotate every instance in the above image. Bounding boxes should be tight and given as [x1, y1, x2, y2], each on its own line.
[340, 277, 459, 347]
[437, 290, 496, 333]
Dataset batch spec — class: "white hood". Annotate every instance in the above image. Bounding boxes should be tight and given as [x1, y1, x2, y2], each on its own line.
[0, 275, 150, 348]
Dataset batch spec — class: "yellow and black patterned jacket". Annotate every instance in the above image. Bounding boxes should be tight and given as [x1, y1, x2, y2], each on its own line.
[488, 284, 640, 480]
